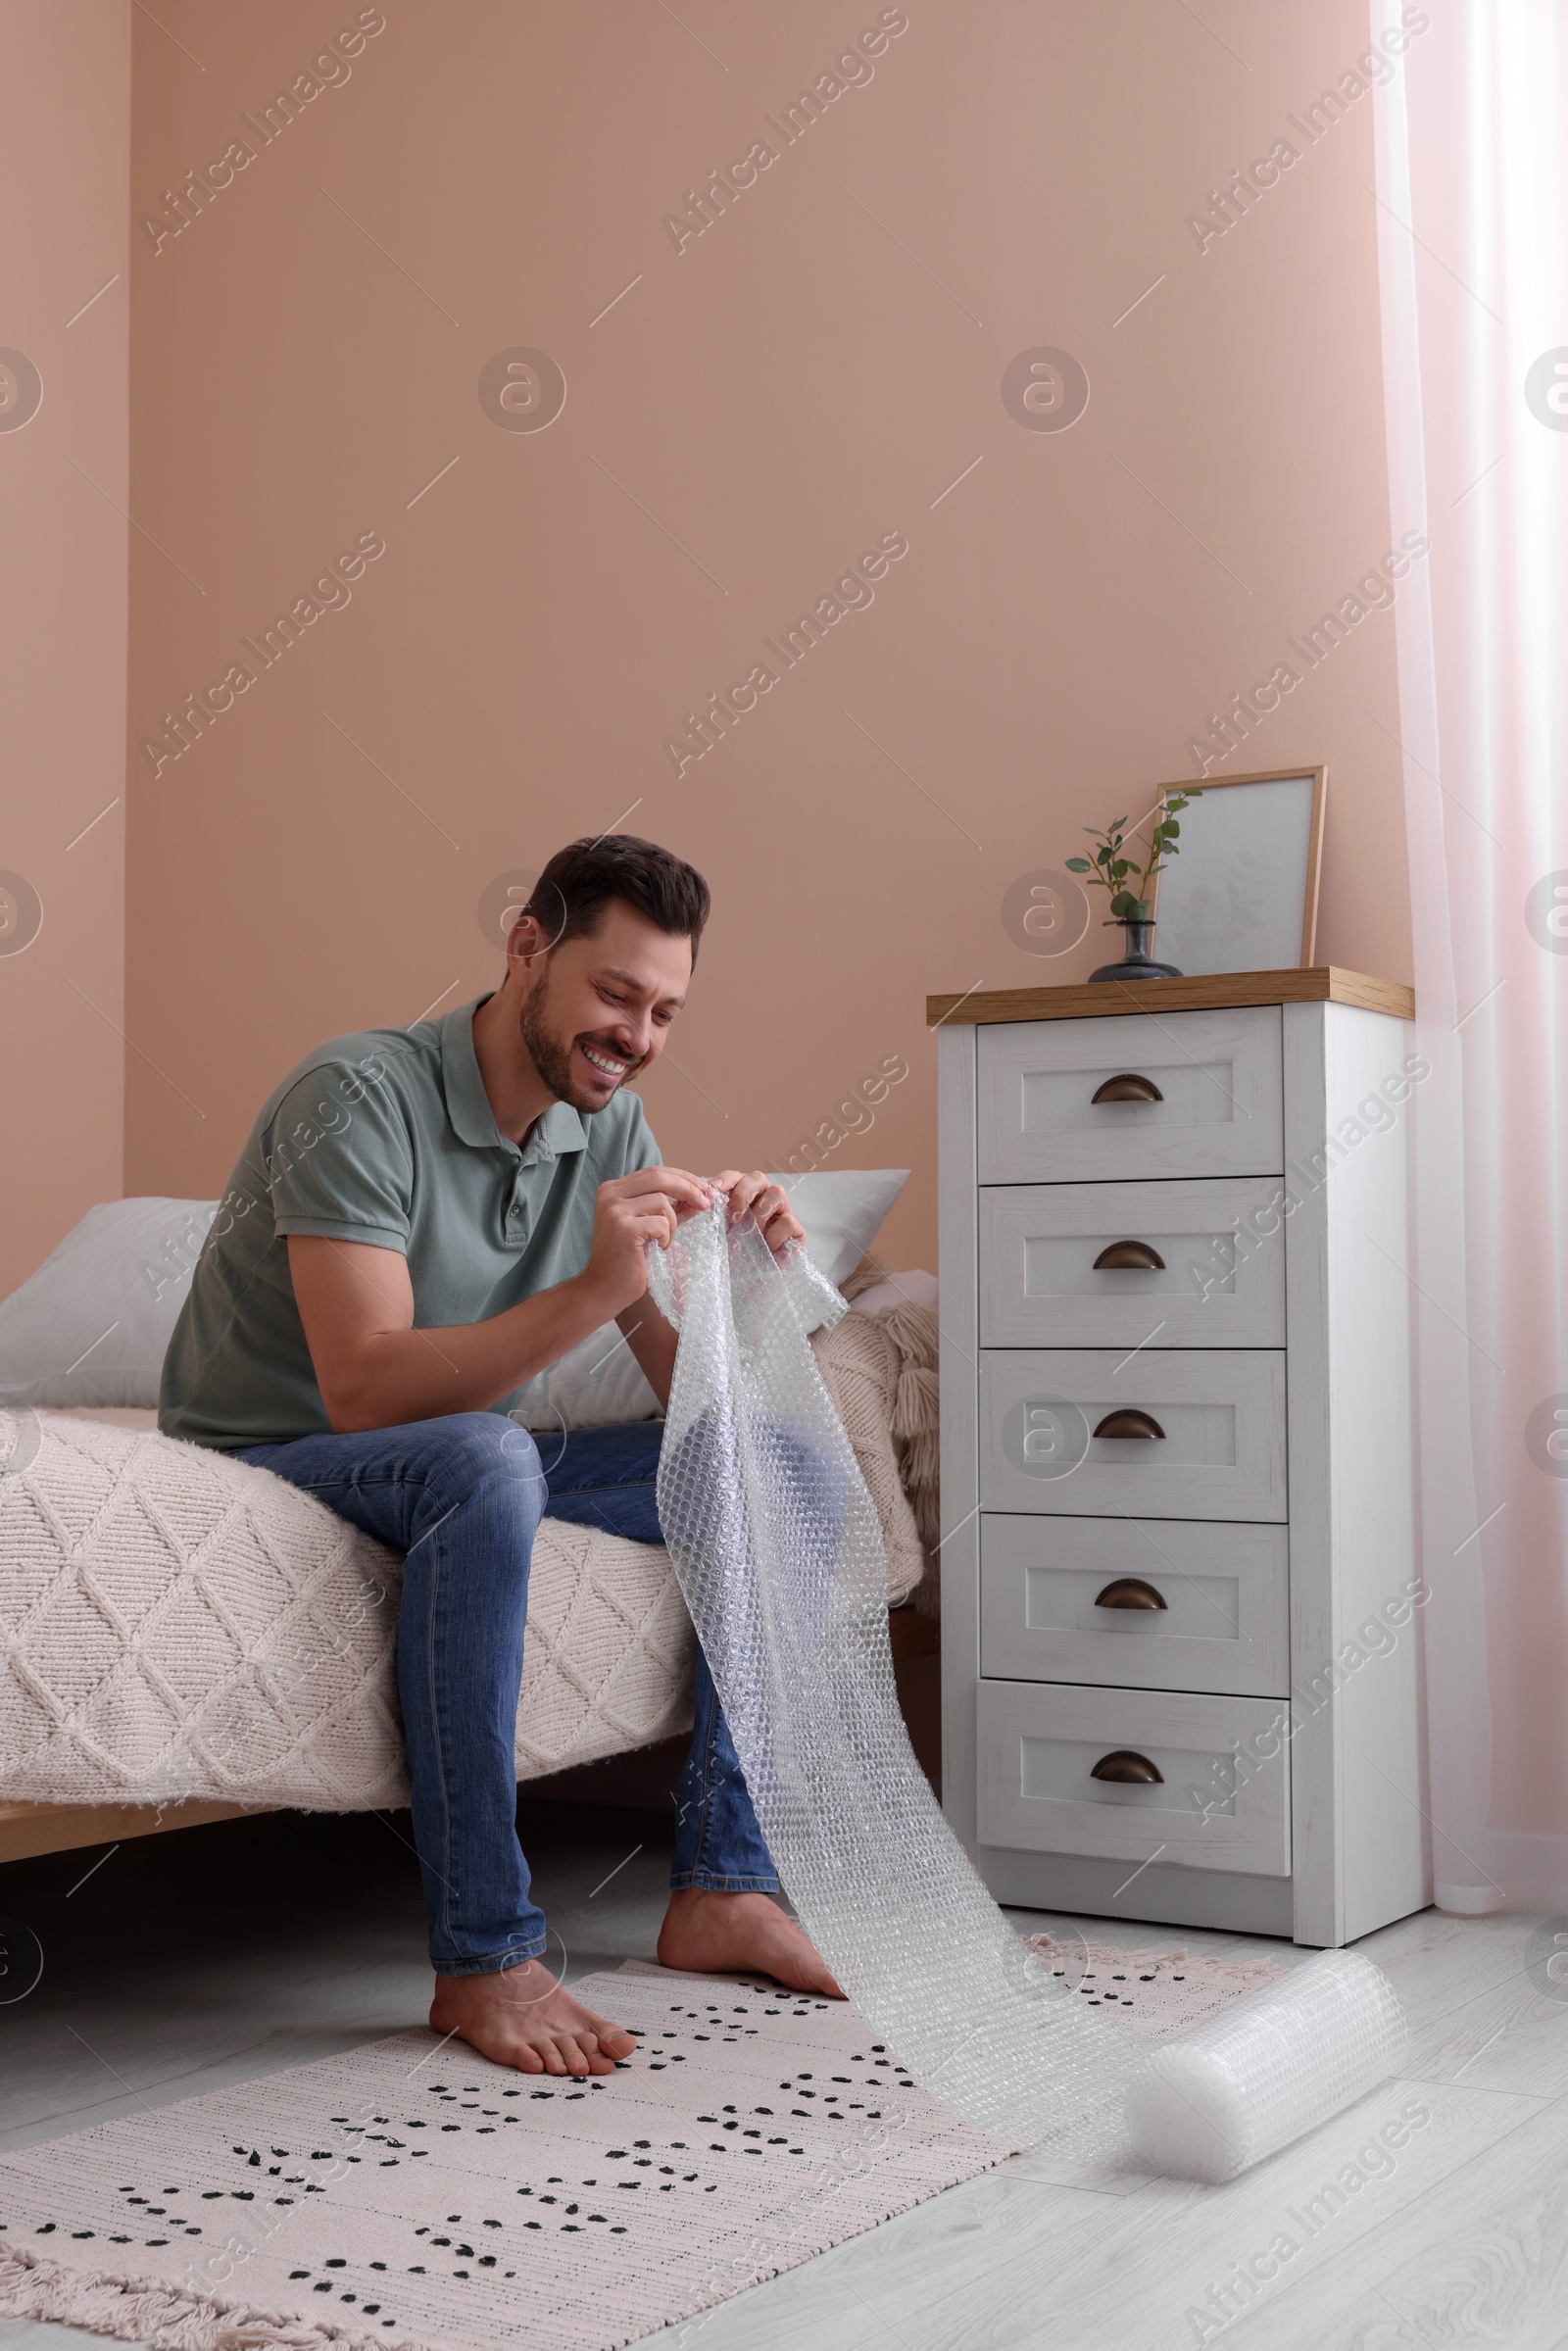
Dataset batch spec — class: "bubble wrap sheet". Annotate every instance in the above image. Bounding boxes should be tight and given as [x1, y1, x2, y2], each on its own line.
[647, 1204, 1141, 2154]
[646, 1203, 1408, 2175]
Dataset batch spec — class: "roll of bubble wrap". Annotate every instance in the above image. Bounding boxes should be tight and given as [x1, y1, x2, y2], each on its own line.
[1125, 1949, 1410, 2182]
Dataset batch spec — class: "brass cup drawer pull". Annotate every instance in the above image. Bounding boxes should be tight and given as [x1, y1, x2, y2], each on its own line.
[1092, 1408, 1166, 1441]
[1090, 1749, 1164, 1786]
[1093, 1240, 1167, 1272]
[1091, 1072, 1164, 1104]
[1094, 1577, 1168, 1611]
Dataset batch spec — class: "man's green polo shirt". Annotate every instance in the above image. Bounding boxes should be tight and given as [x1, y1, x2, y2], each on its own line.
[159, 995, 659, 1451]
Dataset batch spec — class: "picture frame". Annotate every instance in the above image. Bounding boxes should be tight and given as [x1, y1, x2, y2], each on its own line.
[1150, 764, 1328, 974]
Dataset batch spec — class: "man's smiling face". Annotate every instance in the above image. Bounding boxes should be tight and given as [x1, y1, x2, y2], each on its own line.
[514, 897, 692, 1115]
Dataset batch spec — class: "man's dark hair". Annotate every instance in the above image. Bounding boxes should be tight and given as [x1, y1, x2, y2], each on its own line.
[523, 834, 711, 964]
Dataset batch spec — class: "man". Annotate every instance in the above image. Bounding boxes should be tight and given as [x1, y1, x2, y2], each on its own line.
[162, 833, 841, 2079]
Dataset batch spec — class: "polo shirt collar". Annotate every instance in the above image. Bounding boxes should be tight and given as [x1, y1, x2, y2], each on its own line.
[440, 996, 588, 1161]
[521, 1100, 588, 1166]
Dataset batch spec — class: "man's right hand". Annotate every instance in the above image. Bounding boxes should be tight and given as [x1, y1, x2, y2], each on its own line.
[585, 1166, 714, 1315]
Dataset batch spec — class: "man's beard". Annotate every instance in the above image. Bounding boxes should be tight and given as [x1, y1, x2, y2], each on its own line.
[517, 964, 646, 1113]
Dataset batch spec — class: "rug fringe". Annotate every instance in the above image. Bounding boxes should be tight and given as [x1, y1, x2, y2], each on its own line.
[0, 2249, 433, 2351]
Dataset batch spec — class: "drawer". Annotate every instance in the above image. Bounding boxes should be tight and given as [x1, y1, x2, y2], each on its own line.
[979, 1348, 1287, 1520]
[979, 1515, 1290, 1695]
[977, 1680, 1291, 1876]
[979, 1178, 1286, 1349]
[977, 1006, 1283, 1183]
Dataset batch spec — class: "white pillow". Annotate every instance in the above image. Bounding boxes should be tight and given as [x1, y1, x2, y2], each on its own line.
[0, 1198, 218, 1408]
[511, 1169, 910, 1433]
[770, 1169, 910, 1286]
[511, 1320, 662, 1433]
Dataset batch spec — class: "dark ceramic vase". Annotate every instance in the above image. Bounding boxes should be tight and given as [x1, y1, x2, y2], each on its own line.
[1089, 911, 1183, 983]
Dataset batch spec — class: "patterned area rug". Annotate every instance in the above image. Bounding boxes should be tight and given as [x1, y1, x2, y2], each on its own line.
[1027, 1934, 1286, 2035]
[0, 1963, 1005, 2351]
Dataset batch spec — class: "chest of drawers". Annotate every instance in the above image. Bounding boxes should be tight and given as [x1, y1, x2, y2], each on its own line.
[932, 970, 1431, 1948]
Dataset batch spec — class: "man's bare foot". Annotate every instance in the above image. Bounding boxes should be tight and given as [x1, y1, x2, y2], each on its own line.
[656, 1888, 845, 1998]
[429, 1960, 638, 2076]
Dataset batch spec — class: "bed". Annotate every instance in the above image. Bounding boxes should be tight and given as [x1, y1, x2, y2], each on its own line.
[0, 1301, 936, 1863]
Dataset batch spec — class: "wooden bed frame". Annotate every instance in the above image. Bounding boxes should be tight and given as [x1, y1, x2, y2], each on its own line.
[0, 1797, 261, 1866]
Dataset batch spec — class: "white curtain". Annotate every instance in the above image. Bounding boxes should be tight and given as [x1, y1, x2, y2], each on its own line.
[1372, 0, 1568, 1910]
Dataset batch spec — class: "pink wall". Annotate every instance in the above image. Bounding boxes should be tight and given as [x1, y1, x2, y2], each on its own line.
[0, 3, 130, 1298]
[111, 0, 1412, 1273]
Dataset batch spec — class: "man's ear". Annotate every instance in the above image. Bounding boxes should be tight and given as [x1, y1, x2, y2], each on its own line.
[505, 911, 550, 980]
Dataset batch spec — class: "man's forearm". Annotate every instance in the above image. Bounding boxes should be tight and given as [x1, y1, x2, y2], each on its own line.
[322, 1270, 617, 1431]
[615, 1297, 678, 1410]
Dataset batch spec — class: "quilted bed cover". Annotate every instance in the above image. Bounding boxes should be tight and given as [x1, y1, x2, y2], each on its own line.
[0, 1316, 922, 1811]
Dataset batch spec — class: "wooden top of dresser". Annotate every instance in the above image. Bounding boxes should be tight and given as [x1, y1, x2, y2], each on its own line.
[925, 966, 1415, 1028]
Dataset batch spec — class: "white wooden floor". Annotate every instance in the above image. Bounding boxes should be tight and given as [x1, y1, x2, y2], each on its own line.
[2, 1807, 1566, 2351]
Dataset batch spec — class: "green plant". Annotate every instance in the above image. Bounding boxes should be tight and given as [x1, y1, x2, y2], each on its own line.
[1066, 791, 1202, 922]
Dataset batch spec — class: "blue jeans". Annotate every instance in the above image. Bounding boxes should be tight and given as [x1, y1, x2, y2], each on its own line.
[238, 1414, 778, 1976]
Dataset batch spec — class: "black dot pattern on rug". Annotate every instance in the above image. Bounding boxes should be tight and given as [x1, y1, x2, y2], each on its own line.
[763, 2054, 913, 2127]
[1044, 1958, 1193, 2014]
[12, 1976, 980, 2347]
[75, 1998, 884, 2246]
[90, 2185, 210, 2245]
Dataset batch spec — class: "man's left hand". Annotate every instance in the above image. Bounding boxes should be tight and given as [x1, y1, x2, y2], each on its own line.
[711, 1170, 805, 1257]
